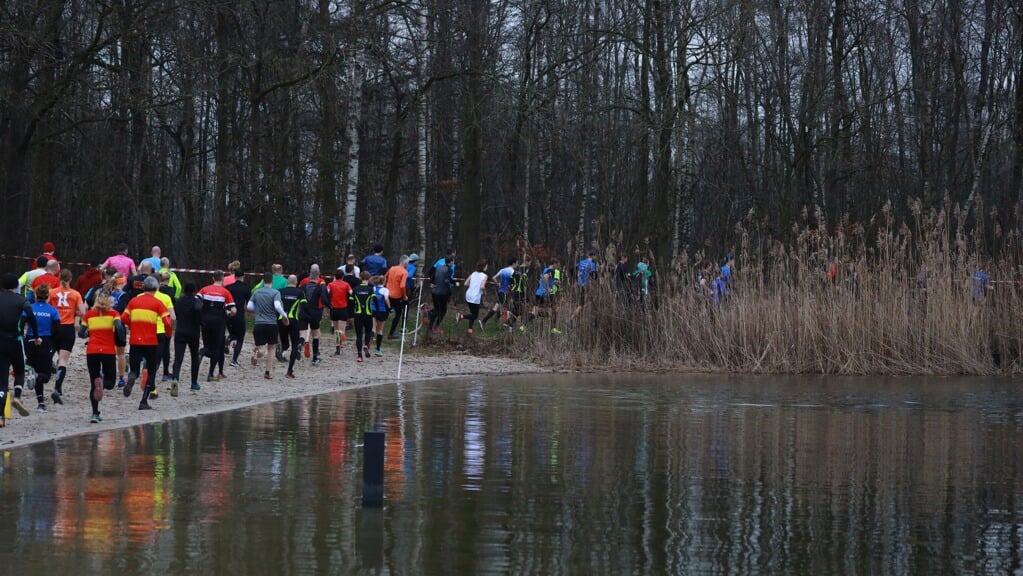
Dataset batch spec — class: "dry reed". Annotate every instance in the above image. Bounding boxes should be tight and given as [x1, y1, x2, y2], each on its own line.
[521, 200, 1023, 375]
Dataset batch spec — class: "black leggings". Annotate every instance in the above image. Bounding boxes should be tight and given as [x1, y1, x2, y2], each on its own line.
[25, 337, 53, 399]
[173, 333, 200, 385]
[0, 339, 25, 398]
[201, 317, 226, 377]
[353, 316, 373, 357]
[87, 354, 115, 415]
[465, 302, 480, 324]
[388, 299, 407, 336]
[158, 333, 171, 376]
[431, 294, 450, 326]
[128, 344, 160, 402]
[283, 322, 302, 374]
[228, 316, 246, 363]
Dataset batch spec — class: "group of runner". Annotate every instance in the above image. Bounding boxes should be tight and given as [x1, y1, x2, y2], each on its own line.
[0, 241, 650, 427]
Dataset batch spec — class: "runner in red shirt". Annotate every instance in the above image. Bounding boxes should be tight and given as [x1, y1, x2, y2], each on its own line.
[197, 270, 236, 382]
[121, 276, 172, 409]
[83, 291, 124, 423]
[327, 273, 353, 355]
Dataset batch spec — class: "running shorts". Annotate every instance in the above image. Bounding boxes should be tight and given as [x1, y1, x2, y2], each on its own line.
[330, 308, 349, 322]
[372, 311, 389, 322]
[53, 324, 76, 352]
[253, 324, 278, 346]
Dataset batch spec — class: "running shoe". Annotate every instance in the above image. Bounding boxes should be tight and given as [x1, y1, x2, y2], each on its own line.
[477, 319, 485, 331]
[388, 334, 398, 340]
[519, 325, 526, 332]
[191, 383, 201, 391]
[117, 376, 126, 389]
[170, 381, 179, 397]
[229, 361, 241, 369]
[198, 347, 207, 358]
[90, 413, 101, 423]
[138, 402, 152, 410]
[551, 328, 562, 335]
[363, 345, 369, 357]
[150, 389, 159, 399]
[161, 374, 172, 382]
[467, 328, 473, 335]
[37, 403, 46, 413]
[51, 390, 64, 405]
[0, 415, 5, 428]
[285, 372, 295, 379]
[264, 371, 272, 380]
[312, 358, 321, 366]
[11, 398, 29, 417]
[334, 347, 341, 356]
[251, 354, 259, 366]
[207, 375, 215, 383]
[304, 342, 311, 358]
[374, 349, 383, 357]
[357, 356, 363, 363]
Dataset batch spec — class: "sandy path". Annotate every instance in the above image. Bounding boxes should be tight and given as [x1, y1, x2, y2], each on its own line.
[1, 336, 545, 450]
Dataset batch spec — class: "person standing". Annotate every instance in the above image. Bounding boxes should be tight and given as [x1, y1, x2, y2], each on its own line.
[197, 270, 237, 382]
[103, 243, 137, 279]
[349, 272, 374, 362]
[23, 283, 58, 414]
[82, 291, 123, 422]
[361, 245, 388, 277]
[48, 269, 87, 404]
[121, 276, 172, 410]
[278, 275, 306, 378]
[172, 282, 203, 392]
[248, 273, 289, 380]
[0, 273, 40, 426]
[385, 255, 410, 340]
[457, 260, 488, 334]
[226, 267, 252, 368]
[327, 271, 353, 355]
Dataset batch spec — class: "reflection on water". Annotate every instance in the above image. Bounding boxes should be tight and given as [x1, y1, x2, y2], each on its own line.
[1, 374, 1022, 575]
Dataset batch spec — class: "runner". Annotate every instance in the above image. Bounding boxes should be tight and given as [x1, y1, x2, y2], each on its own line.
[370, 276, 390, 356]
[224, 260, 241, 287]
[428, 257, 454, 332]
[48, 269, 86, 404]
[522, 262, 560, 333]
[73, 261, 104, 296]
[36, 242, 58, 269]
[254, 264, 288, 290]
[614, 254, 632, 301]
[172, 282, 203, 392]
[159, 257, 183, 299]
[327, 270, 353, 355]
[102, 243, 137, 279]
[457, 259, 488, 334]
[152, 272, 176, 388]
[571, 251, 598, 321]
[141, 246, 162, 272]
[0, 273, 40, 426]
[349, 272, 374, 362]
[298, 264, 328, 365]
[226, 266, 251, 368]
[121, 276, 172, 409]
[361, 245, 388, 277]
[508, 255, 533, 328]
[23, 283, 58, 413]
[82, 290, 123, 422]
[30, 259, 61, 293]
[247, 273, 289, 379]
[481, 257, 516, 330]
[431, 248, 458, 280]
[18, 256, 50, 297]
[384, 255, 409, 340]
[197, 270, 237, 382]
[341, 254, 361, 281]
[278, 275, 306, 378]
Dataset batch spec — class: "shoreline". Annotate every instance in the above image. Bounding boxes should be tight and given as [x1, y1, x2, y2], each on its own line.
[1, 343, 547, 451]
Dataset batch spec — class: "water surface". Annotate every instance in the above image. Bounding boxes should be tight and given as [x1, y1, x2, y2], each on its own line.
[1, 374, 1021, 575]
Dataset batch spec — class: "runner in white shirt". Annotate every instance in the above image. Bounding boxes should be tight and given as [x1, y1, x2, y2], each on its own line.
[457, 259, 489, 335]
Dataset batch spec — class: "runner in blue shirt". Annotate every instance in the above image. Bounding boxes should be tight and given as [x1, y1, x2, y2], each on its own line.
[24, 283, 60, 412]
[360, 245, 388, 277]
[481, 257, 516, 330]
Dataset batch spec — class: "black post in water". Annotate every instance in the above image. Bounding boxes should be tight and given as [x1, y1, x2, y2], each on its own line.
[362, 430, 385, 508]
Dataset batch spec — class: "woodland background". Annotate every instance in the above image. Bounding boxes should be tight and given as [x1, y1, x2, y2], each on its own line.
[3, 0, 1023, 272]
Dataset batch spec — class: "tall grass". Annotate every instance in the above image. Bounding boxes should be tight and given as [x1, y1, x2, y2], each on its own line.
[522, 200, 1023, 375]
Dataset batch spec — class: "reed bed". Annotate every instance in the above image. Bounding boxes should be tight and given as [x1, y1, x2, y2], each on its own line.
[522, 201, 1023, 375]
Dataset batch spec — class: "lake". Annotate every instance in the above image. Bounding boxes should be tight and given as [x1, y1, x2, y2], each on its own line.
[1, 373, 1021, 575]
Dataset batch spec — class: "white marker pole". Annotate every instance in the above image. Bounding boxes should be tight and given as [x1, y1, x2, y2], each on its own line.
[412, 277, 424, 347]
[397, 283, 414, 380]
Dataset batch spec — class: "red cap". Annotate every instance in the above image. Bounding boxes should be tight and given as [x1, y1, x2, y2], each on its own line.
[42, 242, 55, 253]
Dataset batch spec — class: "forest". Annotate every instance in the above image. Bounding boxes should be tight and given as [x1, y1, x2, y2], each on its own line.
[3, 0, 1023, 273]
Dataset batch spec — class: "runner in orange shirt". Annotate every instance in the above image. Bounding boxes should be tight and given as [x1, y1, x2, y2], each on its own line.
[49, 269, 87, 405]
[384, 255, 409, 340]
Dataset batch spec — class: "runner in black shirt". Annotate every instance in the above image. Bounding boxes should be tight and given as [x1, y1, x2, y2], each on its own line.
[0, 273, 41, 427]
[226, 269, 252, 368]
[172, 282, 204, 392]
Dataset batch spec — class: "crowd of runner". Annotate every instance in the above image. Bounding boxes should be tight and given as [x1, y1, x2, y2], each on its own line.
[1, 241, 678, 427]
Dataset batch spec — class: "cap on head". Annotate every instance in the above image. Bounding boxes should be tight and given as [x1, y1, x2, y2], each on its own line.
[143, 276, 159, 292]
[42, 242, 55, 253]
[408, 253, 420, 262]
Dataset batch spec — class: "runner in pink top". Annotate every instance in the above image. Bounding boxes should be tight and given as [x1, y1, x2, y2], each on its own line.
[102, 243, 137, 278]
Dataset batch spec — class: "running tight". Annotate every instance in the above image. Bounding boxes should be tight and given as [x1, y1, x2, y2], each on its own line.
[353, 316, 373, 357]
